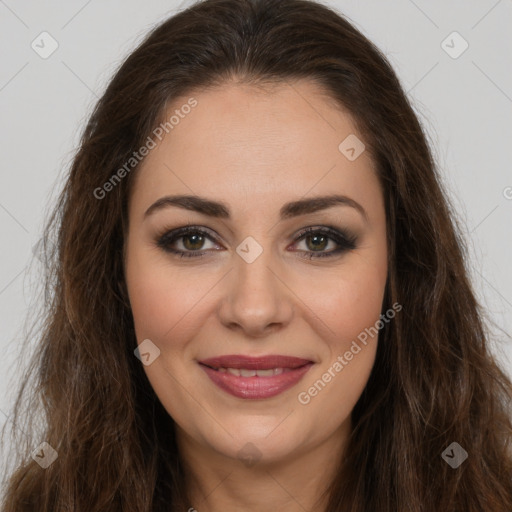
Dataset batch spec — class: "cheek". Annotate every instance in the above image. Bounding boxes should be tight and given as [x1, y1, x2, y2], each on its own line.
[331, 269, 385, 342]
[125, 245, 214, 343]
[124, 251, 213, 409]
[293, 279, 384, 440]
[126, 235, 388, 356]
[126, 270, 174, 342]
[301, 257, 387, 351]
[292, 255, 387, 418]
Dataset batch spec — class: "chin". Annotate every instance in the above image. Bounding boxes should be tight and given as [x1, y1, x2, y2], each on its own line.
[196, 415, 313, 466]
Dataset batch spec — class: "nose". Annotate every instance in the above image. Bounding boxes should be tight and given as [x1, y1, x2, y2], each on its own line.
[217, 245, 294, 338]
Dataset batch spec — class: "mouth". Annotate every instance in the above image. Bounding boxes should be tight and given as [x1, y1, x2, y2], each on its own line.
[198, 355, 314, 399]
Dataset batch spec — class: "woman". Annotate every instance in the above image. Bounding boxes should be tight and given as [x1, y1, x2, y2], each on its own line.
[1, 0, 511, 510]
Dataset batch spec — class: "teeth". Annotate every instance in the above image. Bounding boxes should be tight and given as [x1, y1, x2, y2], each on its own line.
[255, 369, 274, 377]
[218, 367, 286, 377]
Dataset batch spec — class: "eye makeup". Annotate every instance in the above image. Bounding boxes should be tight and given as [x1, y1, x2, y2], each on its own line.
[153, 224, 358, 260]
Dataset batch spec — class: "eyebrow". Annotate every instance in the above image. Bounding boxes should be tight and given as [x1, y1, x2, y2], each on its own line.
[144, 194, 368, 222]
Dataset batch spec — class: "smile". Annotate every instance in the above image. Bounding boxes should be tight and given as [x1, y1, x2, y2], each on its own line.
[198, 355, 314, 399]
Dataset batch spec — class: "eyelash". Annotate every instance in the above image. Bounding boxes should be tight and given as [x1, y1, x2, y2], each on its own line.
[155, 225, 357, 260]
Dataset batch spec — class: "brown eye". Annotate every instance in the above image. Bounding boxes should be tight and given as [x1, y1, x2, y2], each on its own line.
[182, 232, 206, 251]
[156, 225, 357, 260]
[156, 227, 220, 258]
[292, 226, 357, 259]
[304, 233, 329, 252]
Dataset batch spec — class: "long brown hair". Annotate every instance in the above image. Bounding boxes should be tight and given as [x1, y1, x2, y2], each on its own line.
[2, 0, 511, 510]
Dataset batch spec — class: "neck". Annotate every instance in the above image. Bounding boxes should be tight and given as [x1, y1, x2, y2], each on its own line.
[177, 419, 350, 512]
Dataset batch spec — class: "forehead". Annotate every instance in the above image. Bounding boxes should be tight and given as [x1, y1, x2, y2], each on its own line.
[129, 79, 380, 219]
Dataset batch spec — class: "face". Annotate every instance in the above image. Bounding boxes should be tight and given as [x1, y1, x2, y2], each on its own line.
[124, 80, 388, 466]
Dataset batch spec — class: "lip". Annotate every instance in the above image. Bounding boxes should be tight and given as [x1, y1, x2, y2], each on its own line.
[198, 354, 314, 399]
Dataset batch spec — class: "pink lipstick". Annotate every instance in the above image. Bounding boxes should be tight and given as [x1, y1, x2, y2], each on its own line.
[198, 355, 314, 399]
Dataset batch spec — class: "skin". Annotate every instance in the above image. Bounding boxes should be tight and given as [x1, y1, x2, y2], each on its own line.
[124, 79, 388, 512]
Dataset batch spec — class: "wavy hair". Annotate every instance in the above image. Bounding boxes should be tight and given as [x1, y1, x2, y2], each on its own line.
[2, 0, 511, 510]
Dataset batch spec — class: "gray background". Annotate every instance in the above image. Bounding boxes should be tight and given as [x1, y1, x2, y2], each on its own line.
[1, 0, 511, 463]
